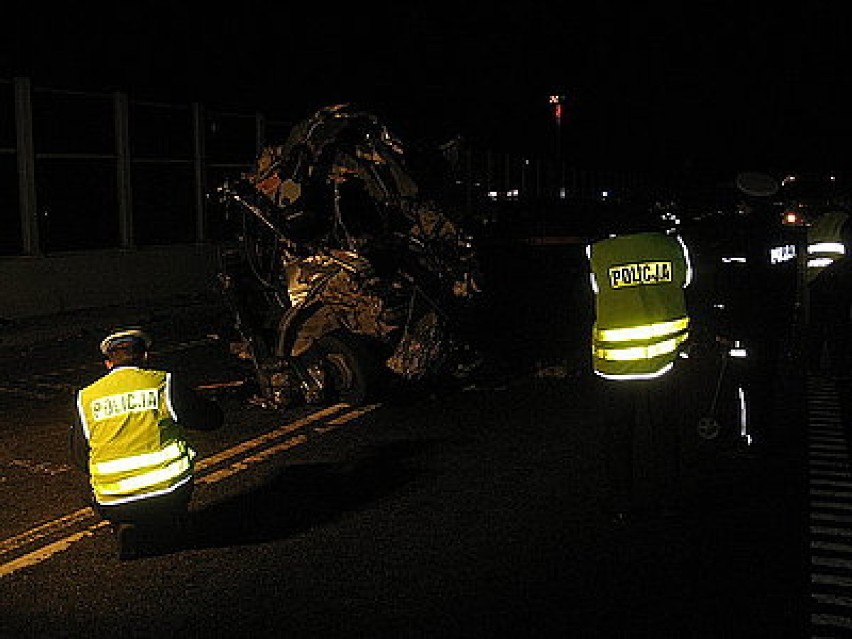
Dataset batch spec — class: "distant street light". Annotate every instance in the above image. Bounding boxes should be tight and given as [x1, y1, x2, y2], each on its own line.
[548, 94, 567, 198]
[548, 94, 566, 128]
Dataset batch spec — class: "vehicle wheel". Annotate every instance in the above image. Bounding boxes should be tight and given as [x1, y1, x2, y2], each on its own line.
[301, 332, 377, 407]
[697, 416, 720, 440]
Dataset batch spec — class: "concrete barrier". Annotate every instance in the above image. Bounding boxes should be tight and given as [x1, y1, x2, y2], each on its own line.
[0, 244, 221, 319]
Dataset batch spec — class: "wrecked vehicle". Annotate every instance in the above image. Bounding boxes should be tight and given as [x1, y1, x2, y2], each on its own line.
[214, 104, 483, 409]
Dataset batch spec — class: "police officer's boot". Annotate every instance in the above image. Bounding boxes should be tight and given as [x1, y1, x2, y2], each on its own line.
[114, 523, 139, 561]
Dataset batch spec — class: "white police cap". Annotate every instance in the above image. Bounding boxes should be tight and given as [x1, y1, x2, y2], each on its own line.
[99, 327, 152, 356]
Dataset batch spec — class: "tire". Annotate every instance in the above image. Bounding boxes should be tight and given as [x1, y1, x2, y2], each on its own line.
[696, 416, 720, 440]
[301, 332, 378, 407]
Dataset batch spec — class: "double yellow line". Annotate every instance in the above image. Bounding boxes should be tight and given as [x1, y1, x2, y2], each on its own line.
[0, 402, 380, 577]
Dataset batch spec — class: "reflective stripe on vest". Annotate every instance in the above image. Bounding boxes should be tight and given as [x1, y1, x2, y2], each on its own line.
[806, 211, 848, 282]
[92, 440, 190, 475]
[91, 440, 195, 505]
[596, 362, 675, 381]
[807, 241, 845, 269]
[97, 450, 194, 496]
[594, 317, 689, 344]
[593, 330, 688, 362]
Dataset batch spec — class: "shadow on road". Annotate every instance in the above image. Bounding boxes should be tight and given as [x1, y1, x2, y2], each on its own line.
[187, 439, 436, 550]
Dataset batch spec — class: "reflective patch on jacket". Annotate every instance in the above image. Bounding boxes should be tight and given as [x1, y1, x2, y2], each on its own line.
[90, 389, 159, 421]
[608, 261, 673, 289]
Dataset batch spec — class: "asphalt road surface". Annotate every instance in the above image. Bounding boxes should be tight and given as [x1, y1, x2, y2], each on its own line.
[0, 246, 840, 637]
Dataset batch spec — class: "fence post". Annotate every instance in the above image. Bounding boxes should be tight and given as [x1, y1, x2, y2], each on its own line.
[13, 77, 39, 256]
[504, 152, 511, 194]
[485, 149, 493, 196]
[192, 102, 207, 243]
[464, 145, 473, 217]
[535, 157, 542, 200]
[113, 91, 133, 248]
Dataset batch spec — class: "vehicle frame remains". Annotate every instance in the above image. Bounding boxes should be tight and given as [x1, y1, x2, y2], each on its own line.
[215, 104, 482, 408]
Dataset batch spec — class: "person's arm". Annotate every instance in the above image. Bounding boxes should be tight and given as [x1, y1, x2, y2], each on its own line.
[841, 213, 852, 248]
[168, 375, 224, 432]
[69, 393, 90, 471]
[675, 235, 694, 288]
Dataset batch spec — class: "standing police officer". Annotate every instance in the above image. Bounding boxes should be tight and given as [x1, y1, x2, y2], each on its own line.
[587, 202, 694, 523]
[70, 327, 223, 559]
[806, 200, 852, 373]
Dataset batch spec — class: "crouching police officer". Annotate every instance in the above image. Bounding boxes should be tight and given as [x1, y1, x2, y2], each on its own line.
[70, 327, 223, 559]
[805, 201, 852, 373]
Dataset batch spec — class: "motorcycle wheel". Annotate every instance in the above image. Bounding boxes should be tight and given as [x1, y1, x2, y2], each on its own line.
[301, 332, 377, 407]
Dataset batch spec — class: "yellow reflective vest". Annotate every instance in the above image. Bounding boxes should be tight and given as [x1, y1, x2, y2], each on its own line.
[807, 210, 848, 284]
[76, 367, 196, 506]
[587, 231, 693, 380]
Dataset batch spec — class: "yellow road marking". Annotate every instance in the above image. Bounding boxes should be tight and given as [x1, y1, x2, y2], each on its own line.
[198, 434, 309, 485]
[0, 507, 95, 555]
[0, 521, 109, 578]
[194, 380, 245, 391]
[195, 403, 348, 472]
[327, 404, 381, 425]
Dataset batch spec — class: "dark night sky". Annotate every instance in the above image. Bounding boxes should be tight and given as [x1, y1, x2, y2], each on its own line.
[5, 3, 852, 174]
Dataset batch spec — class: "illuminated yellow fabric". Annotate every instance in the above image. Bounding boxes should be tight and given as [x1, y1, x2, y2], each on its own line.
[92, 441, 186, 474]
[594, 317, 689, 343]
[807, 211, 849, 284]
[587, 232, 691, 380]
[97, 455, 193, 495]
[76, 367, 196, 505]
[593, 333, 688, 362]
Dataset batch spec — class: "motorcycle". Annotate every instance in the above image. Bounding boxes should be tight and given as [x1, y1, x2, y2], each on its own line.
[213, 104, 483, 410]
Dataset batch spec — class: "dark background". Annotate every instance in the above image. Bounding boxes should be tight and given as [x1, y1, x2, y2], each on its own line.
[4, 3, 852, 174]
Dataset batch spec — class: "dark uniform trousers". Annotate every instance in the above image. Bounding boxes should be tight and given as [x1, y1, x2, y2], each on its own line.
[95, 482, 194, 525]
[95, 482, 195, 555]
[597, 355, 720, 516]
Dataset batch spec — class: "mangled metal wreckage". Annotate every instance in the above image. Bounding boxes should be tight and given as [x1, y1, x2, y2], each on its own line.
[215, 104, 482, 409]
